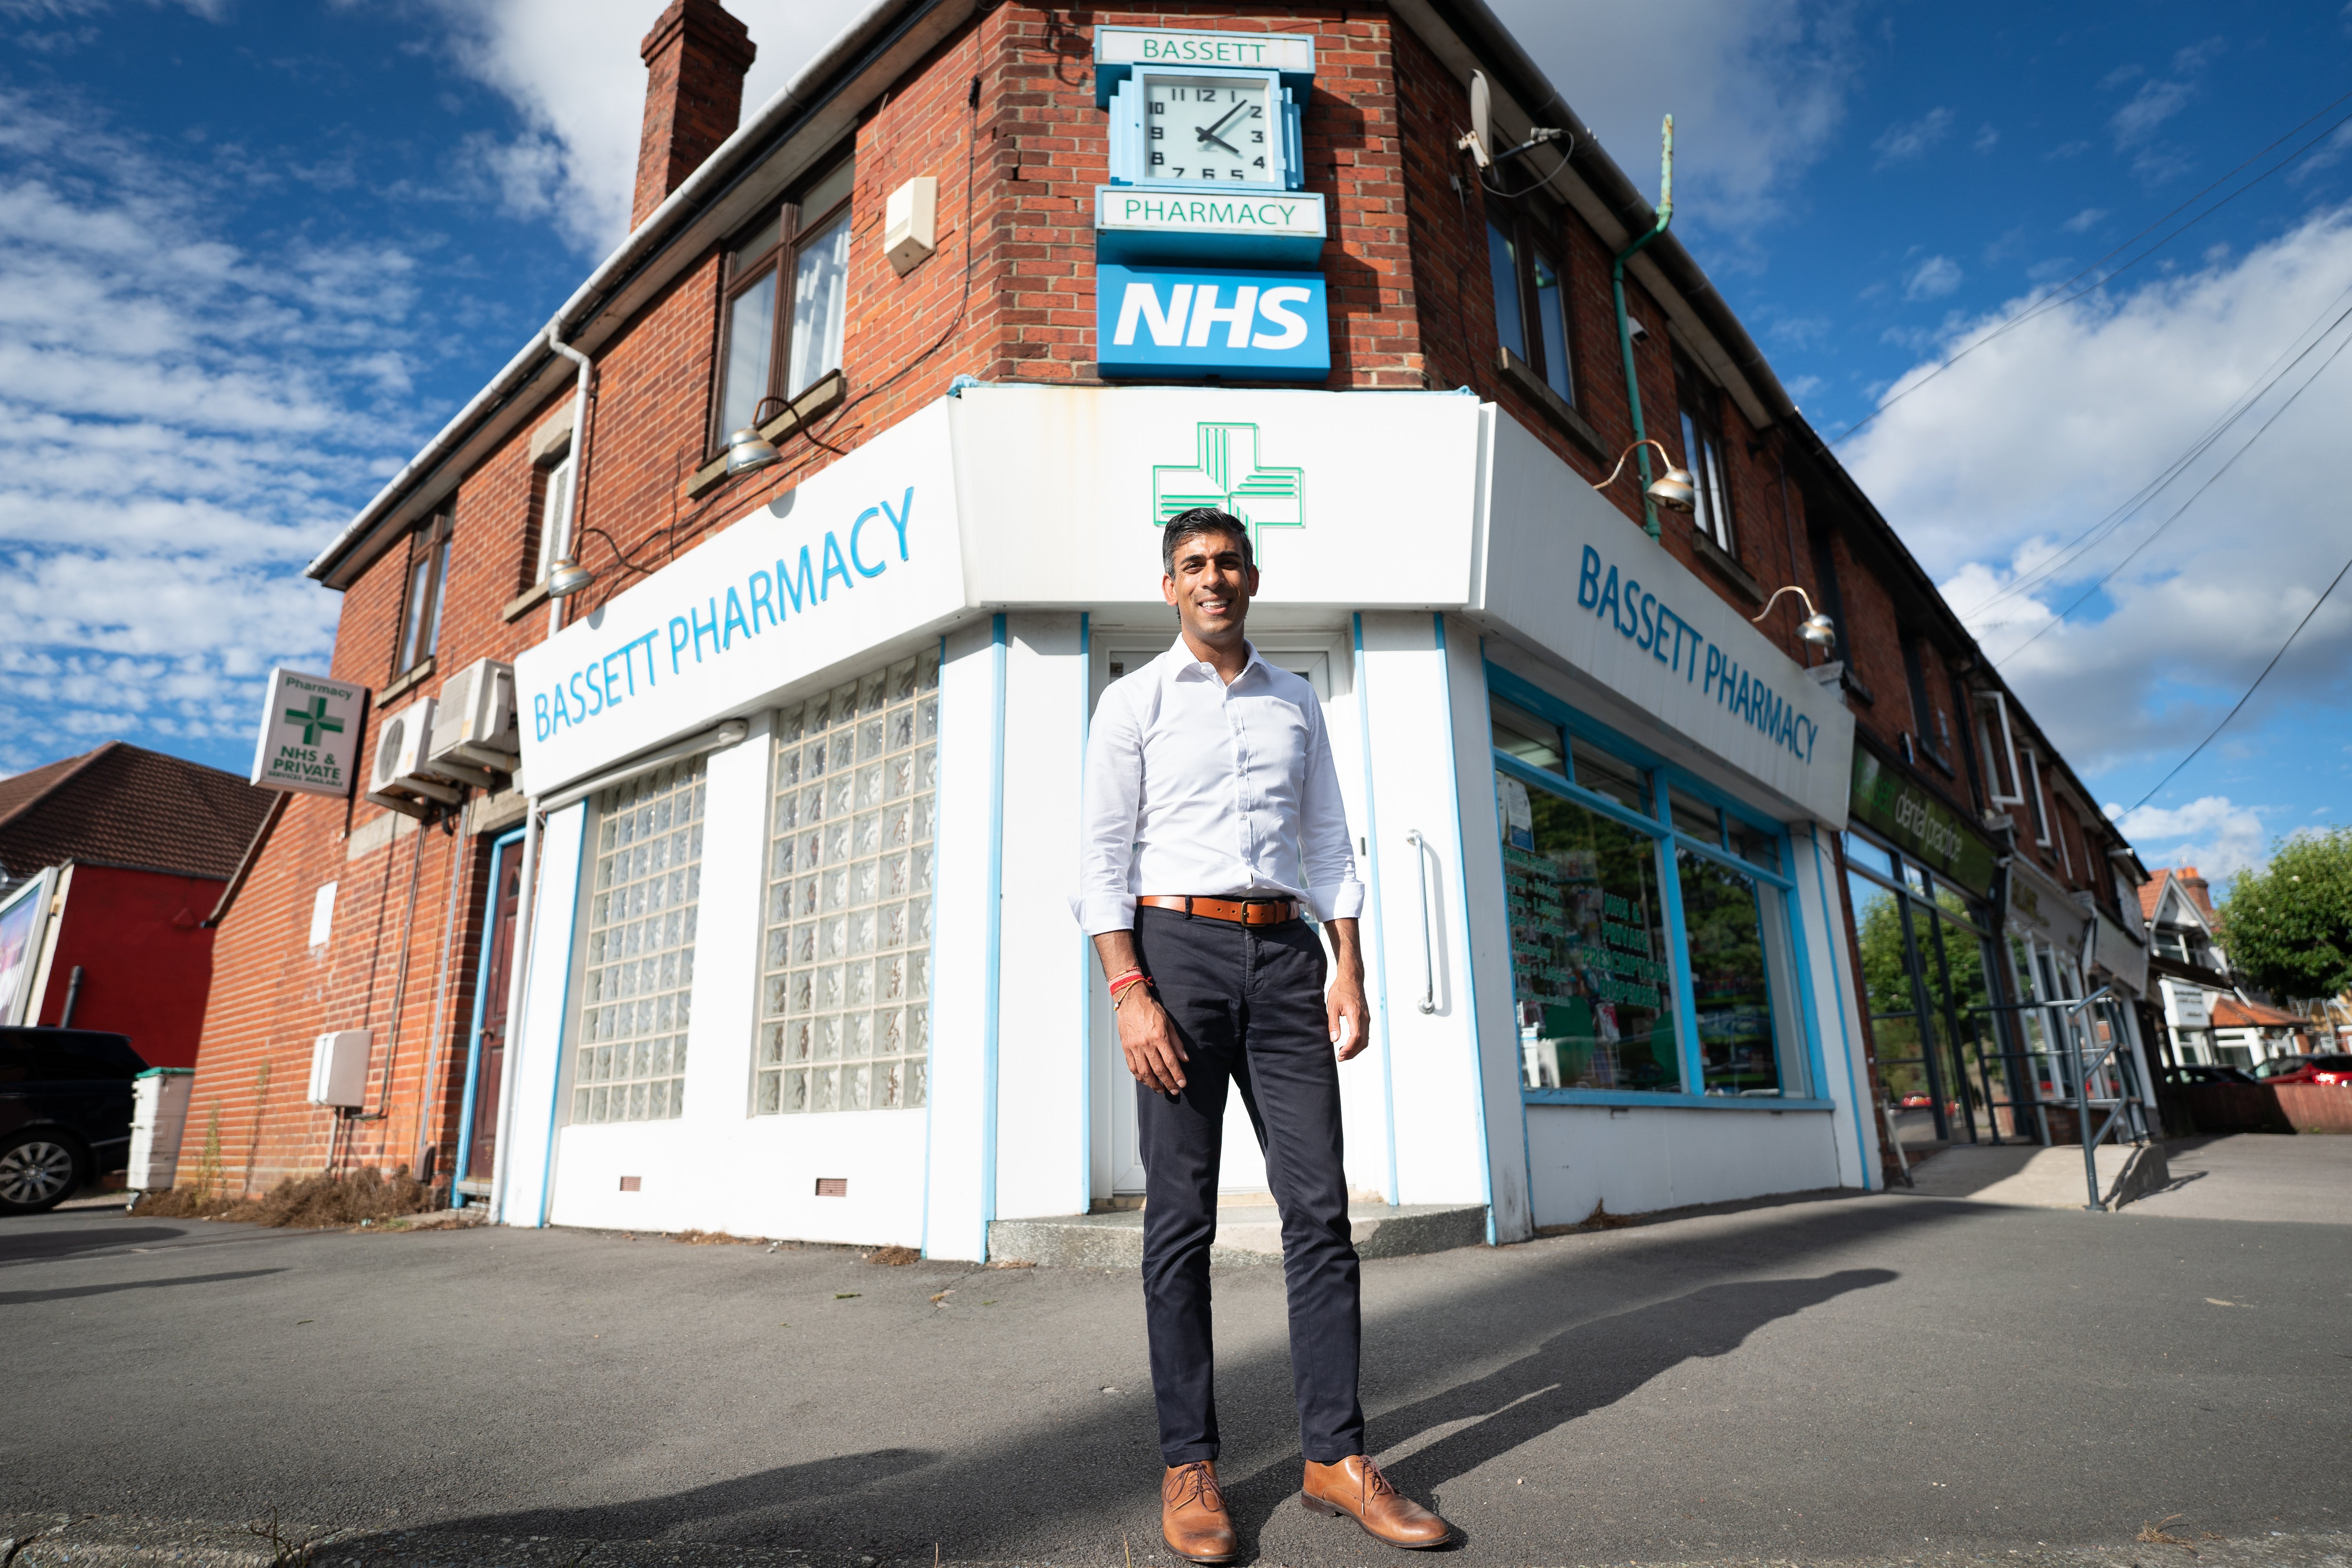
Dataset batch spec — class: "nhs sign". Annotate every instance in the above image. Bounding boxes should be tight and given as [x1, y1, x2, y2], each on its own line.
[1096, 263, 1329, 381]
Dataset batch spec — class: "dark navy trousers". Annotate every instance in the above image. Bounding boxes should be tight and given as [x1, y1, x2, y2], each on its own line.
[1132, 904, 1366, 1466]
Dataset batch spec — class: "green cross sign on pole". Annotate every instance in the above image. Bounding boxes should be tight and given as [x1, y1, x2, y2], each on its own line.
[287, 697, 345, 747]
[1151, 422, 1305, 553]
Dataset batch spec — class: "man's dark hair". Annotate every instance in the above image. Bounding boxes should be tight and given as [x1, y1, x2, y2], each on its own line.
[1161, 506, 1254, 576]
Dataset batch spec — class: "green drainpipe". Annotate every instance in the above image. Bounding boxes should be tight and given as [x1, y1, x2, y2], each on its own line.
[1611, 114, 1674, 541]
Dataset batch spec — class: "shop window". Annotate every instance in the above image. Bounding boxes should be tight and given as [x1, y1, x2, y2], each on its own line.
[1492, 682, 1804, 1102]
[1847, 831, 2005, 1144]
[573, 757, 708, 1124]
[756, 649, 940, 1115]
[394, 512, 453, 677]
[1499, 771, 1681, 1093]
[1673, 352, 1734, 557]
[1490, 696, 1564, 776]
[713, 154, 853, 452]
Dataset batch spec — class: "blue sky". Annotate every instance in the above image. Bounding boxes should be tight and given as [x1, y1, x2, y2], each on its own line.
[3, 0, 2348, 889]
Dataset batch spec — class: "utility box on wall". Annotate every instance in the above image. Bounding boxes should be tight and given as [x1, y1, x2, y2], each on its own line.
[127, 1067, 196, 1190]
[308, 1030, 370, 1108]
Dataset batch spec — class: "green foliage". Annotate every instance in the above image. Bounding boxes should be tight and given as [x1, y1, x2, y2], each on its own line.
[2220, 828, 2352, 1000]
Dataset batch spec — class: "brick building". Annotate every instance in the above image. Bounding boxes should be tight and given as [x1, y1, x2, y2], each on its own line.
[187, 0, 2150, 1241]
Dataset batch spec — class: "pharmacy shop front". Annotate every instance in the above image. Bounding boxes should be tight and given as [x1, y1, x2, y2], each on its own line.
[488, 384, 1875, 1256]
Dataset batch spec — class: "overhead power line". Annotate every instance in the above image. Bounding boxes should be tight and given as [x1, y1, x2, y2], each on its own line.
[1829, 89, 2352, 448]
[2125, 547, 2352, 816]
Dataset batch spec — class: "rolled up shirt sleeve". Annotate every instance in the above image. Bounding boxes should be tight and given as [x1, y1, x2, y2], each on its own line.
[1296, 695, 1365, 922]
[1073, 681, 1145, 936]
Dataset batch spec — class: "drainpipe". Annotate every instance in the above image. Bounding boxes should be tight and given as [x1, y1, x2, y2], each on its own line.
[1610, 115, 1674, 541]
[543, 319, 597, 638]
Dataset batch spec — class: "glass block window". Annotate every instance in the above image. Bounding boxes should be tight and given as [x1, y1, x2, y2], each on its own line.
[575, 757, 707, 1124]
[757, 650, 940, 1114]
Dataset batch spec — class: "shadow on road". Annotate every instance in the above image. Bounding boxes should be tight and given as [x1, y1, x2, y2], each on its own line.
[0, 1267, 287, 1306]
[0, 1225, 197, 1264]
[357, 1200, 1958, 1559]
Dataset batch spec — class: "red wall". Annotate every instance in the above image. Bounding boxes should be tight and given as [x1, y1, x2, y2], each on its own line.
[36, 864, 223, 1069]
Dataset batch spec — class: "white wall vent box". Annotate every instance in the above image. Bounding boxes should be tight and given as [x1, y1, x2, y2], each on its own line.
[367, 698, 461, 816]
[307, 1030, 370, 1108]
[428, 658, 519, 783]
[884, 177, 936, 275]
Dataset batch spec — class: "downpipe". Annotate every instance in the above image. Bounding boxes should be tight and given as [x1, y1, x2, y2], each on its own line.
[1610, 115, 1674, 541]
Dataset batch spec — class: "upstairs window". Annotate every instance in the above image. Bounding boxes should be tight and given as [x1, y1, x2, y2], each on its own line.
[1673, 351, 1734, 557]
[526, 445, 573, 588]
[395, 512, 452, 676]
[1485, 214, 1573, 405]
[714, 154, 854, 451]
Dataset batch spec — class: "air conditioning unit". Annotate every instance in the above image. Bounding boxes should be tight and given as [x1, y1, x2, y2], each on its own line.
[308, 1029, 370, 1108]
[428, 658, 520, 786]
[366, 698, 462, 817]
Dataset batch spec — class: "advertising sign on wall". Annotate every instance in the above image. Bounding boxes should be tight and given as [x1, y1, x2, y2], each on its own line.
[1848, 746, 1998, 895]
[0, 869, 56, 1027]
[1095, 263, 1329, 380]
[249, 668, 367, 797]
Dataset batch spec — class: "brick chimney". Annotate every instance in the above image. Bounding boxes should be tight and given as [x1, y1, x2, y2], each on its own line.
[631, 0, 757, 230]
[2179, 866, 2216, 919]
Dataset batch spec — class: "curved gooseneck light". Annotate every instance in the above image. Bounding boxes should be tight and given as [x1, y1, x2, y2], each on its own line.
[1752, 584, 1837, 652]
[1594, 438, 1698, 517]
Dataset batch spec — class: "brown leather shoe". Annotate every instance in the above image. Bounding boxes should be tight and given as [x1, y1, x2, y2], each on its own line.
[1161, 1460, 1239, 1564]
[1301, 1455, 1456, 1548]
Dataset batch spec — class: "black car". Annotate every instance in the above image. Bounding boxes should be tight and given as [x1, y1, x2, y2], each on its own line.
[2162, 1063, 2258, 1086]
[0, 1027, 147, 1214]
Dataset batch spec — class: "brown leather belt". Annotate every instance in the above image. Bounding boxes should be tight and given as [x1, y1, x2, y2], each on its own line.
[1139, 895, 1301, 926]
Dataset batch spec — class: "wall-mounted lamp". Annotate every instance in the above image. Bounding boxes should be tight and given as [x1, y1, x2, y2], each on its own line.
[1594, 438, 1697, 515]
[1753, 584, 1837, 651]
[545, 555, 594, 598]
[723, 395, 793, 477]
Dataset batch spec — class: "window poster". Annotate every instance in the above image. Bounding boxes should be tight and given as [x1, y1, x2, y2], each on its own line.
[0, 873, 51, 1027]
[1498, 772, 1681, 1093]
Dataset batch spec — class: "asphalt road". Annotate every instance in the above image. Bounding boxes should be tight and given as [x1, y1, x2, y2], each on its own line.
[3, 1138, 2348, 1568]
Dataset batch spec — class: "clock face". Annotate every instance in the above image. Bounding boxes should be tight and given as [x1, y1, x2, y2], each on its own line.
[1145, 74, 1277, 184]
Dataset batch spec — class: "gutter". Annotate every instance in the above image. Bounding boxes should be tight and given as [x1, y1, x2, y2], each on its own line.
[306, 0, 957, 589]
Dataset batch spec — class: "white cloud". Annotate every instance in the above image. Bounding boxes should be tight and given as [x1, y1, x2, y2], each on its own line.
[421, 0, 843, 255]
[1872, 105, 1953, 167]
[0, 87, 421, 771]
[1847, 204, 2352, 781]
[1973, 123, 1998, 153]
[1492, 0, 1862, 250]
[2062, 206, 2108, 233]
[2114, 796, 2270, 878]
[1902, 254, 1962, 299]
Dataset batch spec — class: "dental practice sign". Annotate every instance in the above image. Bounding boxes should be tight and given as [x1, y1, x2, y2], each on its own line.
[512, 403, 966, 796]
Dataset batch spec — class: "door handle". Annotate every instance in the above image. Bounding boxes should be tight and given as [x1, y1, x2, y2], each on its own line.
[1405, 829, 1436, 1014]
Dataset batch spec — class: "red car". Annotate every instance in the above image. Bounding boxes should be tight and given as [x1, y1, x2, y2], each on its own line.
[2258, 1053, 2352, 1085]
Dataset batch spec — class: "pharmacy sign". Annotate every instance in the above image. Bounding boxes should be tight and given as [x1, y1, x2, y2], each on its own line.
[250, 667, 367, 798]
[1152, 421, 1304, 554]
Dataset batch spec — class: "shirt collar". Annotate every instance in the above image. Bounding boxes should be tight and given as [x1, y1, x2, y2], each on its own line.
[1163, 636, 1268, 688]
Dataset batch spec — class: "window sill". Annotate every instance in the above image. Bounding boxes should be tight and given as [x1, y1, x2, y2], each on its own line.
[1523, 1090, 1837, 1112]
[684, 368, 849, 500]
[379, 655, 435, 705]
[503, 579, 551, 623]
[1494, 348, 1605, 464]
[1690, 530, 1765, 605]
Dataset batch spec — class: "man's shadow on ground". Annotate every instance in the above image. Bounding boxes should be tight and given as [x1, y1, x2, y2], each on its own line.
[1212, 1267, 1896, 1547]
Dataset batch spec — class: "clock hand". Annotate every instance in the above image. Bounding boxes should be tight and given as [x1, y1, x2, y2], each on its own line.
[1201, 99, 1251, 139]
[1193, 125, 1243, 157]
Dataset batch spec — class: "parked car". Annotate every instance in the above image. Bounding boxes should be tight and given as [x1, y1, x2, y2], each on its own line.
[2163, 1064, 2258, 1086]
[2257, 1053, 2352, 1086]
[0, 1027, 147, 1214]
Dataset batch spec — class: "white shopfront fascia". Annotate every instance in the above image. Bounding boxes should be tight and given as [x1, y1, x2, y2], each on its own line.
[501, 385, 1867, 1251]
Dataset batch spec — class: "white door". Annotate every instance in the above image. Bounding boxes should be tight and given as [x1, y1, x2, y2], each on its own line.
[1093, 644, 1336, 1200]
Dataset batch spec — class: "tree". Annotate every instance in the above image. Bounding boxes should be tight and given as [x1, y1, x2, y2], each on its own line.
[2219, 828, 2352, 1001]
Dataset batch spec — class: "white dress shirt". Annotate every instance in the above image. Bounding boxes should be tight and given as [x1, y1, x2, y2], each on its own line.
[1075, 637, 1365, 936]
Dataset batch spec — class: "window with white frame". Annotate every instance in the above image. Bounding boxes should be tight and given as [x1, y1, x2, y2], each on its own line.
[574, 757, 707, 1124]
[1490, 676, 1802, 1100]
[529, 446, 574, 587]
[756, 650, 940, 1114]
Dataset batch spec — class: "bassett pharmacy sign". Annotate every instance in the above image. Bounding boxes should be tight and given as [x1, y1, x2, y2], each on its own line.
[1097, 263, 1328, 380]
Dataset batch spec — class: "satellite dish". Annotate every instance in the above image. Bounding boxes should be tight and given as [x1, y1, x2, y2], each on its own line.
[1459, 71, 1492, 168]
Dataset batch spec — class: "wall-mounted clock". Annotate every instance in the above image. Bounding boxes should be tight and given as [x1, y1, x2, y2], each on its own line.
[1108, 65, 1304, 190]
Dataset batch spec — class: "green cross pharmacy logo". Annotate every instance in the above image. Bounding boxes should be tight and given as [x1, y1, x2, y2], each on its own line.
[1151, 423, 1304, 552]
[286, 696, 345, 747]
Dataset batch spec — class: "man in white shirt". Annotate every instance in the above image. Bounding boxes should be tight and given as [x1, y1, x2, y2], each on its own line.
[1076, 508, 1454, 1561]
